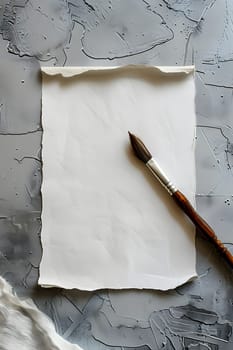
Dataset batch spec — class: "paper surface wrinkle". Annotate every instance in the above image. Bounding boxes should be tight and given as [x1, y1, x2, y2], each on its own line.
[39, 65, 196, 291]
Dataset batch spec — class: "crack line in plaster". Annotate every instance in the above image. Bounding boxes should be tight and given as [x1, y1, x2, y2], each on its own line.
[182, 0, 217, 65]
[205, 83, 233, 89]
[197, 125, 233, 183]
[0, 130, 42, 136]
[162, 0, 205, 23]
[70, 0, 174, 60]
[62, 295, 84, 315]
[14, 156, 41, 164]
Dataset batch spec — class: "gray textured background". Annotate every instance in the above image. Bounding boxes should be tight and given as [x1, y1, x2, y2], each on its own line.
[0, 0, 233, 349]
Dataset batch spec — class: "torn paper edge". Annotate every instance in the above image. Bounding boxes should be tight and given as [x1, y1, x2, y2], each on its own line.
[40, 273, 197, 291]
[0, 277, 83, 349]
[41, 65, 195, 77]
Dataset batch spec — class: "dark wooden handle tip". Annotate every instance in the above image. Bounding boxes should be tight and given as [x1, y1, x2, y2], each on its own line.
[173, 190, 233, 269]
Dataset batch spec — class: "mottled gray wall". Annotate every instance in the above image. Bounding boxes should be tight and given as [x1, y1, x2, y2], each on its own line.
[0, 1, 233, 349]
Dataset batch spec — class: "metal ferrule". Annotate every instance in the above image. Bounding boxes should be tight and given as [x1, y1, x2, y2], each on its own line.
[146, 158, 177, 195]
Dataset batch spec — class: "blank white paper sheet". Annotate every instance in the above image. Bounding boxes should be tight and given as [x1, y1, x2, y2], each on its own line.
[39, 66, 196, 291]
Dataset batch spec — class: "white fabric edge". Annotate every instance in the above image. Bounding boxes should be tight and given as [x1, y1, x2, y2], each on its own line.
[0, 277, 83, 350]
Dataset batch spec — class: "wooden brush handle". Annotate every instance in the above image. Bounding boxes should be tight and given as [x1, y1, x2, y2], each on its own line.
[173, 190, 233, 269]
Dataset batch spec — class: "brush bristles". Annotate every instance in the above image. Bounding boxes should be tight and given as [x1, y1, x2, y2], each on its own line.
[128, 132, 152, 163]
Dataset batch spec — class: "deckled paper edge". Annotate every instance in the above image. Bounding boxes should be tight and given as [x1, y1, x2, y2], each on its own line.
[41, 65, 195, 77]
[40, 274, 197, 291]
[40, 65, 197, 290]
[0, 277, 83, 349]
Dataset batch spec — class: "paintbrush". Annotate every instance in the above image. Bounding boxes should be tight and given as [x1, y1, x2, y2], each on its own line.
[128, 132, 233, 269]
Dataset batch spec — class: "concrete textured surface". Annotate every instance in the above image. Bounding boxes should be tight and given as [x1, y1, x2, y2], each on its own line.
[0, 1, 233, 349]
